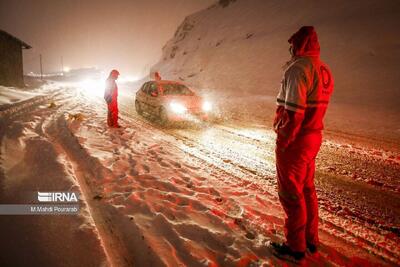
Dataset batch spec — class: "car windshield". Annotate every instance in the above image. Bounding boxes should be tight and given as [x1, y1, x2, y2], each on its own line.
[162, 83, 193, 96]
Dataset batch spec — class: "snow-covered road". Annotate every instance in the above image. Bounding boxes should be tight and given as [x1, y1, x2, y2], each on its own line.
[0, 83, 399, 266]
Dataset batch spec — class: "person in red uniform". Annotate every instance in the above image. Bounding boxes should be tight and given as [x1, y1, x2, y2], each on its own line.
[154, 71, 162, 81]
[104, 69, 121, 128]
[271, 26, 334, 262]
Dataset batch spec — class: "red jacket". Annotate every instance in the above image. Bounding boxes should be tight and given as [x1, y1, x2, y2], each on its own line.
[274, 27, 334, 149]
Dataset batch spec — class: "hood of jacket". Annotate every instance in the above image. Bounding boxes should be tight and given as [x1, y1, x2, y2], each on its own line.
[288, 26, 320, 57]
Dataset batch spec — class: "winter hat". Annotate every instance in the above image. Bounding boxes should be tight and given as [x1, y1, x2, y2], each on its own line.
[288, 26, 320, 57]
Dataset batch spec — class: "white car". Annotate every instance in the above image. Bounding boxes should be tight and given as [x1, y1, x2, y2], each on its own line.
[135, 80, 213, 124]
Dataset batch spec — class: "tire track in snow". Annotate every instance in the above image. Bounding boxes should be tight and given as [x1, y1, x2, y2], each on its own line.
[119, 105, 276, 186]
[0, 88, 109, 267]
[45, 110, 166, 267]
[68, 91, 398, 265]
[118, 101, 400, 265]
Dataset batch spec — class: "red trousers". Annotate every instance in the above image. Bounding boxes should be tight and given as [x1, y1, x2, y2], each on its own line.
[107, 100, 119, 127]
[275, 132, 322, 252]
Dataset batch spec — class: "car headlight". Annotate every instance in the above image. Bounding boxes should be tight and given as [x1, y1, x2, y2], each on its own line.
[169, 102, 187, 114]
[202, 101, 212, 112]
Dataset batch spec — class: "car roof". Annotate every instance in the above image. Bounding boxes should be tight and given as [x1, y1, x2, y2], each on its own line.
[142, 80, 196, 94]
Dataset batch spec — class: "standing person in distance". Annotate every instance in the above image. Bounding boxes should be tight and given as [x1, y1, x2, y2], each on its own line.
[104, 69, 121, 128]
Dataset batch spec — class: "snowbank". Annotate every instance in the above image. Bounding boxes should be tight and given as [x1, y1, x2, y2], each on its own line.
[0, 86, 42, 105]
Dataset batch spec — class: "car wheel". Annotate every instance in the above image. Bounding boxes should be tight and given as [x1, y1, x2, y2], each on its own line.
[159, 107, 169, 125]
[135, 100, 143, 115]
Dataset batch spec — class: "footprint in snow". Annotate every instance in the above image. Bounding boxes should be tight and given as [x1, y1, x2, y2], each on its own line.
[158, 159, 170, 168]
[129, 168, 139, 176]
[141, 164, 150, 173]
[128, 157, 137, 166]
[169, 161, 181, 168]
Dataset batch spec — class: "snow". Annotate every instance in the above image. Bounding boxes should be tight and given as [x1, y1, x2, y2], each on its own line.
[152, 0, 400, 143]
[0, 87, 108, 266]
[0, 81, 399, 265]
[1, 0, 400, 264]
[55, 85, 400, 265]
[0, 86, 42, 105]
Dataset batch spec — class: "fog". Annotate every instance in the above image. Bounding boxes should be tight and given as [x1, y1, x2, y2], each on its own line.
[0, 0, 214, 78]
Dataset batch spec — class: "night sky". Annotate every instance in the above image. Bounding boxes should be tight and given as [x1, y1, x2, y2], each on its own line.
[0, 0, 215, 78]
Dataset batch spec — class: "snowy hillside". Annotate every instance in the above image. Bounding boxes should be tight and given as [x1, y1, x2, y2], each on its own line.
[152, 0, 400, 141]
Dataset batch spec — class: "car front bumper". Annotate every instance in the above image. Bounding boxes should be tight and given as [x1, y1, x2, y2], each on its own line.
[167, 110, 210, 122]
